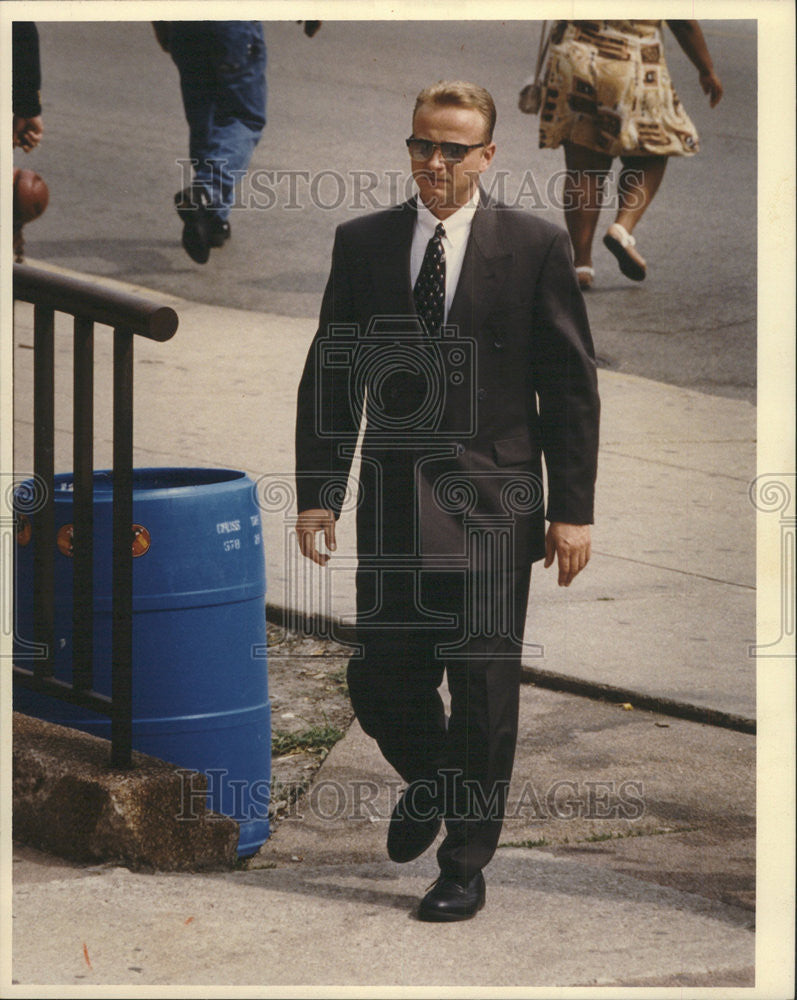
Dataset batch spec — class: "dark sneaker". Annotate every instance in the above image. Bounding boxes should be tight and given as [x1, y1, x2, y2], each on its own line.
[209, 219, 231, 248]
[174, 185, 213, 264]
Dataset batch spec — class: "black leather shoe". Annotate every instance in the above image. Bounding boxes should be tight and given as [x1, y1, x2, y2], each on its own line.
[418, 871, 486, 922]
[175, 185, 213, 264]
[387, 781, 442, 863]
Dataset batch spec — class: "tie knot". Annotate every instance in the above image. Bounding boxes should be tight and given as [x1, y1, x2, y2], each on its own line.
[434, 223, 446, 240]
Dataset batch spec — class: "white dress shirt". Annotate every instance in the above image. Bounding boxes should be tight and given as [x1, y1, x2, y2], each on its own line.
[410, 189, 479, 323]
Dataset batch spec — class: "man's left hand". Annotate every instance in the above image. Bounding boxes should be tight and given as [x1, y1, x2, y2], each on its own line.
[544, 522, 591, 587]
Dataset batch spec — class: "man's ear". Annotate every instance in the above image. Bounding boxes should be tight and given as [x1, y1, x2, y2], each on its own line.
[479, 142, 497, 172]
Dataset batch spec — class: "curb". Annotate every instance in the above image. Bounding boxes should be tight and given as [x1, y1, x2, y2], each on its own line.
[264, 603, 756, 735]
[517, 665, 756, 734]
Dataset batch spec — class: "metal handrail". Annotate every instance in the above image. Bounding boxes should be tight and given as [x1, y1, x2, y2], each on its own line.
[12, 264, 178, 767]
[13, 264, 178, 341]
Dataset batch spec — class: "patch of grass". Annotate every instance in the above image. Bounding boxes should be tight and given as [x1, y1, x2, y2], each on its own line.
[500, 837, 549, 849]
[501, 826, 699, 851]
[500, 825, 702, 853]
[583, 826, 699, 843]
[267, 776, 313, 820]
[271, 723, 344, 759]
[328, 665, 349, 693]
[270, 776, 311, 800]
[234, 854, 277, 871]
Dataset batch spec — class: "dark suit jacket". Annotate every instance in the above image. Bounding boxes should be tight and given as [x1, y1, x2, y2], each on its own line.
[296, 193, 599, 598]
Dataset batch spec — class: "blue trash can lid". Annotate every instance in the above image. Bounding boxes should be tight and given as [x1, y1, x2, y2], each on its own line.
[63, 468, 250, 497]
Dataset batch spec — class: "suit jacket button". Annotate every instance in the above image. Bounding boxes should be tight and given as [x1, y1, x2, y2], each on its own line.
[493, 338, 504, 350]
[477, 388, 487, 400]
[455, 443, 465, 456]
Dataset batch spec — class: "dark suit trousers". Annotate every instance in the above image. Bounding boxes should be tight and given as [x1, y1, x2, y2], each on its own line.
[347, 566, 530, 881]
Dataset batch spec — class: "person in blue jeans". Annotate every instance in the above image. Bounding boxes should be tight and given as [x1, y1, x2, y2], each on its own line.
[154, 21, 267, 264]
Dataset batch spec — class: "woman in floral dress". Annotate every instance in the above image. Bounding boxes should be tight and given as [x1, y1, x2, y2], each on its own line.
[538, 20, 723, 288]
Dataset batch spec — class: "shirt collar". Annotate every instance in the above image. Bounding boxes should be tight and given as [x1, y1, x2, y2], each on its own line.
[415, 188, 480, 241]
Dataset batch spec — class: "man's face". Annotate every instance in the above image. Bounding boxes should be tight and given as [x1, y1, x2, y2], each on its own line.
[409, 102, 496, 219]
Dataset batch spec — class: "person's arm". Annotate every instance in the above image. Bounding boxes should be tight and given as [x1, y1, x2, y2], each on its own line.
[666, 20, 723, 107]
[295, 225, 360, 564]
[531, 228, 601, 586]
[12, 22, 43, 151]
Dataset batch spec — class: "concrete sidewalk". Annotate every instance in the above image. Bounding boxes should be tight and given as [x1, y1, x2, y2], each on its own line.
[9, 264, 773, 993]
[11, 689, 757, 989]
[12, 261, 756, 721]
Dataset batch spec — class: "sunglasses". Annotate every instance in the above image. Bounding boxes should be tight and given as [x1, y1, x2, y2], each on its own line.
[405, 137, 486, 163]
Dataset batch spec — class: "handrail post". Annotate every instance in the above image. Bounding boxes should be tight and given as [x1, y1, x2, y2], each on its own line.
[111, 328, 134, 768]
[72, 316, 95, 692]
[32, 305, 55, 681]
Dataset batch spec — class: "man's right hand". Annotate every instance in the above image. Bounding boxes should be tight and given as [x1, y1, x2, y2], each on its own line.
[295, 508, 337, 566]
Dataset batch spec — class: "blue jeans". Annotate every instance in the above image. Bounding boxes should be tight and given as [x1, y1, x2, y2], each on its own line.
[169, 21, 267, 221]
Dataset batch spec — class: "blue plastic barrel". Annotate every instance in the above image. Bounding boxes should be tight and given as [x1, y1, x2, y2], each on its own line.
[14, 468, 270, 857]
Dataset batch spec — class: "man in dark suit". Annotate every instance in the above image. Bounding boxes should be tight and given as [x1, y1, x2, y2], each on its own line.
[295, 81, 599, 921]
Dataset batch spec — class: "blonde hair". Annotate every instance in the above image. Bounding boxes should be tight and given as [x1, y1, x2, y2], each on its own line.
[413, 81, 496, 142]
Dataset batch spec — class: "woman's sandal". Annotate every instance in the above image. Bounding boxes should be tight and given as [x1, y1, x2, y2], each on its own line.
[575, 265, 595, 290]
[603, 223, 647, 281]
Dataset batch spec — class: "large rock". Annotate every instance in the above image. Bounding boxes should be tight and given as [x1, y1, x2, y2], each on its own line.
[12, 713, 239, 871]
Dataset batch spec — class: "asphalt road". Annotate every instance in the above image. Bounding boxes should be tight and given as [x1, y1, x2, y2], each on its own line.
[21, 19, 756, 400]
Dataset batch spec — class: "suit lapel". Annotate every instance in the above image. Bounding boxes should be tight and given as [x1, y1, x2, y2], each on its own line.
[448, 195, 512, 334]
[363, 194, 512, 330]
[365, 200, 417, 316]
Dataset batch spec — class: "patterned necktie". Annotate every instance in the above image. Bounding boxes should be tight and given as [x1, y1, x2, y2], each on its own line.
[413, 222, 446, 335]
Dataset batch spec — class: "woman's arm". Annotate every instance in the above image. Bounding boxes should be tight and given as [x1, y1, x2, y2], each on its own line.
[666, 20, 724, 107]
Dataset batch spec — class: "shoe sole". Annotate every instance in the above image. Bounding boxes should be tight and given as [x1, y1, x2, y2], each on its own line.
[417, 897, 485, 922]
[603, 233, 646, 281]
